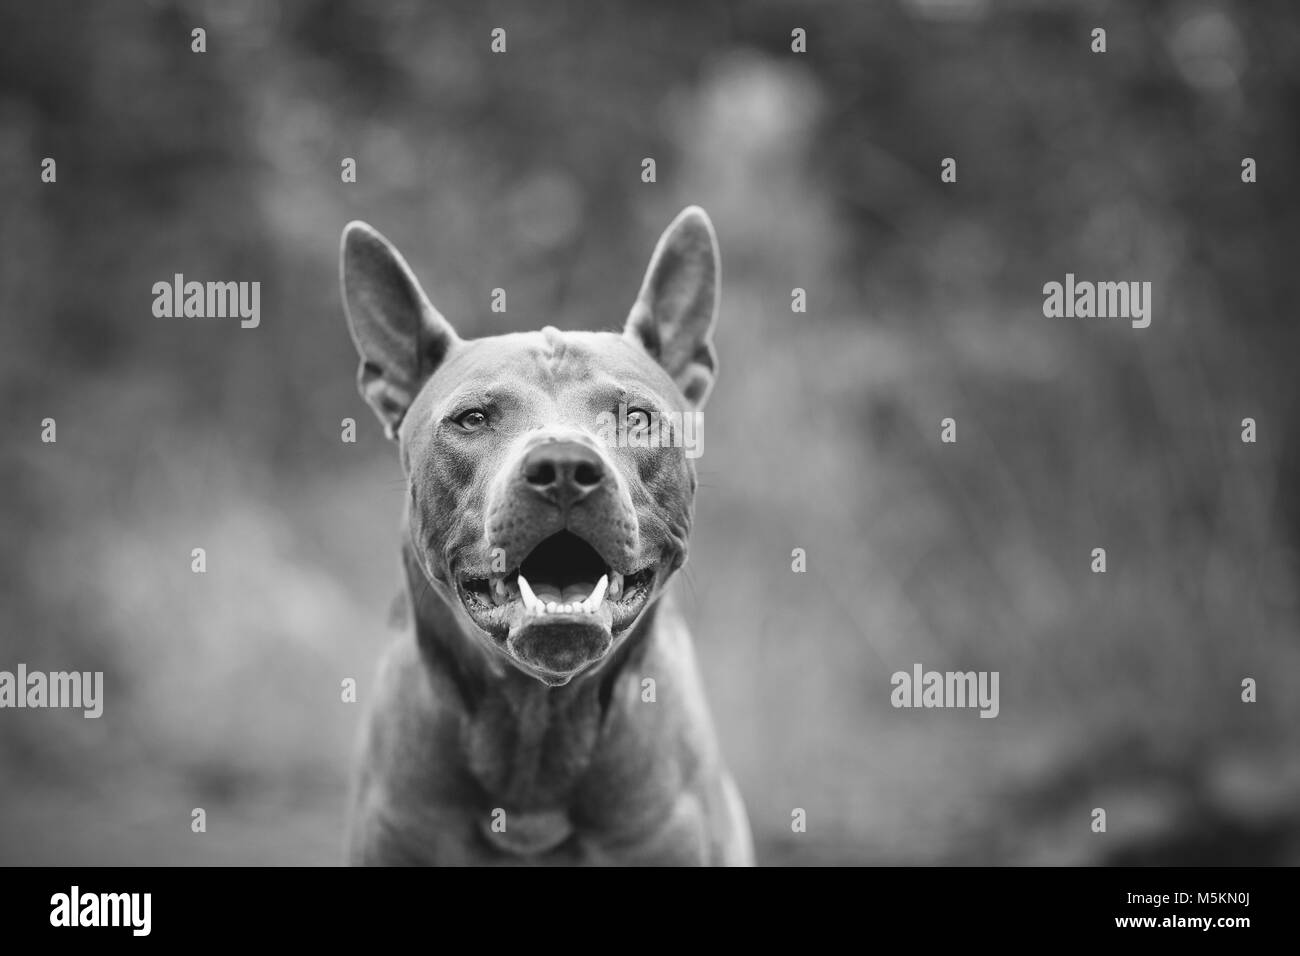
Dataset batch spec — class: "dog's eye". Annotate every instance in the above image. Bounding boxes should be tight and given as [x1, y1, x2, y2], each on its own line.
[626, 408, 651, 432]
[455, 409, 489, 431]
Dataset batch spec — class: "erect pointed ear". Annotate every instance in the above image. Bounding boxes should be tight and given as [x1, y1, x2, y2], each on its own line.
[340, 222, 460, 439]
[624, 206, 719, 408]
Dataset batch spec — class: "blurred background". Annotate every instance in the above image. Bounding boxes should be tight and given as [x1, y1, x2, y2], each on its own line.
[2, 0, 1298, 865]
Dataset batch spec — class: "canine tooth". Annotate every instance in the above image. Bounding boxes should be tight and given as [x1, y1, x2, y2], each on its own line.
[546, 601, 558, 613]
[517, 574, 542, 613]
[583, 575, 609, 612]
[492, 578, 508, 605]
[609, 573, 623, 601]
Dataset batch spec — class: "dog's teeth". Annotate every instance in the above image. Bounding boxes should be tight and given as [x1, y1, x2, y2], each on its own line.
[609, 573, 623, 601]
[517, 574, 542, 613]
[583, 575, 609, 612]
[491, 578, 508, 605]
[519, 575, 615, 616]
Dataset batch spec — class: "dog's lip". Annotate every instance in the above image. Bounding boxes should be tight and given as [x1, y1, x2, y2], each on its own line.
[454, 535, 656, 594]
[454, 527, 659, 651]
[455, 561, 654, 582]
[454, 564, 657, 641]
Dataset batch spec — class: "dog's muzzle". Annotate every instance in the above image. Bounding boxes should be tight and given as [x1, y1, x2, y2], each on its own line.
[454, 436, 658, 682]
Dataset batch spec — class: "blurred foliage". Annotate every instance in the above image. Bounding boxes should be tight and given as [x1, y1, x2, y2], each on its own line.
[1, 0, 1298, 864]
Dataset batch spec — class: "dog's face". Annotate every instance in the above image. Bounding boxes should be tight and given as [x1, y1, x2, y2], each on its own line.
[340, 208, 719, 685]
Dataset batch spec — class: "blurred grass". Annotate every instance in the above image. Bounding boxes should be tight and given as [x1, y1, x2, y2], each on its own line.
[1, 0, 1298, 864]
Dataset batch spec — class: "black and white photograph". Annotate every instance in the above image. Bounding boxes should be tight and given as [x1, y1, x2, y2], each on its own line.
[0, 0, 1295, 934]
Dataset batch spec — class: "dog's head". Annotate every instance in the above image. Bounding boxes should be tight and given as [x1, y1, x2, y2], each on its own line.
[340, 207, 718, 686]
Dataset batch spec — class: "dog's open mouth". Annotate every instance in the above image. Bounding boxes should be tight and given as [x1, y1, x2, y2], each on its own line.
[458, 530, 655, 647]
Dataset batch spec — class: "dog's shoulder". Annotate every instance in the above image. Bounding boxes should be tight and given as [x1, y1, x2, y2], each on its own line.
[362, 633, 465, 759]
[347, 634, 485, 864]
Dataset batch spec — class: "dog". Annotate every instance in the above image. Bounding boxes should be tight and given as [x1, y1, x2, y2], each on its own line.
[339, 206, 753, 865]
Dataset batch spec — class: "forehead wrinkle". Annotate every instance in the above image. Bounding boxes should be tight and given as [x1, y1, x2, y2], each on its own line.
[427, 329, 681, 426]
[540, 325, 566, 360]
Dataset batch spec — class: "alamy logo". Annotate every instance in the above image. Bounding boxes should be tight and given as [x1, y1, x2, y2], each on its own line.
[50, 886, 151, 936]
[890, 663, 1000, 718]
[594, 403, 703, 459]
[1042, 273, 1151, 328]
[151, 273, 261, 328]
[0, 664, 103, 718]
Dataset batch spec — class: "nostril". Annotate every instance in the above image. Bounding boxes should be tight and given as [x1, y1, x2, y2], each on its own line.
[525, 461, 557, 487]
[573, 460, 604, 488]
[522, 442, 605, 497]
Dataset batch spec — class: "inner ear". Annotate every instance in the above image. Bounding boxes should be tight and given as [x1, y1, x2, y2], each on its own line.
[624, 206, 720, 407]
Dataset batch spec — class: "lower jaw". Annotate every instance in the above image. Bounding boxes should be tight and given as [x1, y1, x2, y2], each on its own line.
[458, 584, 654, 642]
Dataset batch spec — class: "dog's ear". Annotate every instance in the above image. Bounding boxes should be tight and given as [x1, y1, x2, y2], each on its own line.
[340, 222, 460, 439]
[624, 206, 719, 407]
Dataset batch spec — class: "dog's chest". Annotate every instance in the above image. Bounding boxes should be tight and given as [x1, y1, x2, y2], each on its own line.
[462, 690, 601, 805]
[454, 667, 703, 861]
[458, 692, 601, 856]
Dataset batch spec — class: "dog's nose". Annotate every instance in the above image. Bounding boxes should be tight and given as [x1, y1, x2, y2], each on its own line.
[522, 440, 606, 508]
